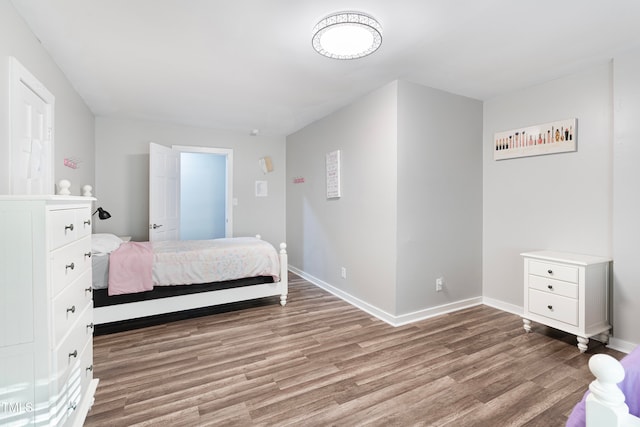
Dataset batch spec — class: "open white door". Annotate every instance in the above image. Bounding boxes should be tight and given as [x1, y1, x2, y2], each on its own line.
[149, 142, 180, 241]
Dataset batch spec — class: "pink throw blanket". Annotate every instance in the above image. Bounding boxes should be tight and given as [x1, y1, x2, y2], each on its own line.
[108, 241, 153, 296]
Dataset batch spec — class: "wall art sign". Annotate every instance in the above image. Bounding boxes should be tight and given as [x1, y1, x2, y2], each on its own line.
[494, 118, 577, 160]
[326, 150, 341, 199]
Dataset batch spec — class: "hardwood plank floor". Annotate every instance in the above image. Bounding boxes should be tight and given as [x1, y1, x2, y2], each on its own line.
[86, 273, 624, 426]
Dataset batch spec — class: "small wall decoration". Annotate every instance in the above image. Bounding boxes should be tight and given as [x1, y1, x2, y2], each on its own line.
[255, 180, 268, 197]
[292, 177, 305, 184]
[64, 157, 81, 169]
[494, 118, 577, 160]
[326, 150, 341, 199]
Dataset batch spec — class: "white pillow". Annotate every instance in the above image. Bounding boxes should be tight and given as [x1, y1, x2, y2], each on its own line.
[92, 233, 124, 254]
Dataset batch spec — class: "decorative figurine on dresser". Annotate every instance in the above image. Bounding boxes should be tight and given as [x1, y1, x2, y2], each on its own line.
[521, 250, 612, 353]
[0, 196, 99, 426]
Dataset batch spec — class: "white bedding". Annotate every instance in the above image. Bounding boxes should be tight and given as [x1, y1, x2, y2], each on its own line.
[92, 236, 281, 290]
[151, 237, 280, 286]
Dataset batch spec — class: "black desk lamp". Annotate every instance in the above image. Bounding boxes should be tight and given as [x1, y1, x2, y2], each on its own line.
[93, 207, 111, 220]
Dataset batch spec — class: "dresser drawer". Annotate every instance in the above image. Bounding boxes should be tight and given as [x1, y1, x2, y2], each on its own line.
[528, 260, 579, 284]
[53, 269, 92, 344]
[51, 236, 92, 296]
[527, 274, 578, 299]
[75, 207, 92, 240]
[49, 208, 92, 251]
[528, 289, 578, 326]
[54, 305, 93, 388]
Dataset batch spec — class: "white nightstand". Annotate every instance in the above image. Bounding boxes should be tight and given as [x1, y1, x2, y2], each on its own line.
[521, 250, 611, 352]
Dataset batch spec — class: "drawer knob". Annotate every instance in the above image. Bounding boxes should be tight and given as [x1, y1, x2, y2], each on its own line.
[86, 364, 94, 373]
[69, 350, 78, 359]
[547, 285, 553, 290]
[85, 252, 92, 259]
[69, 402, 77, 411]
[547, 269, 553, 274]
[87, 322, 94, 331]
[85, 286, 93, 293]
[65, 262, 75, 271]
[547, 305, 553, 310]
[65, 223, 74, 232]
[66, 305, 76, 314]
[84, 219, 91, 226]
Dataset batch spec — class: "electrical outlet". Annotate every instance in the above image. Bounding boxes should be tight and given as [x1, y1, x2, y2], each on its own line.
[436, 277, 444, 292]
[341, 267, 347, 279]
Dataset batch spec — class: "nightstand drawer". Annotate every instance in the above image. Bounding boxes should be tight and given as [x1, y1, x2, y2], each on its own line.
[528, 289, 578, 326]
[528, 274, 578, 299]
[529, 260, 578, 284]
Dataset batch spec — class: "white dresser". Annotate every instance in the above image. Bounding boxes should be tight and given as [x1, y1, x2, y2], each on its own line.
[0, 196, 99, 426]
[521, 250, 611, 353]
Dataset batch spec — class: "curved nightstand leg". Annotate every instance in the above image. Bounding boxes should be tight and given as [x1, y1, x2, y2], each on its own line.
[523, 318, 532, 333]
[577, 336, 589, 353]
[596, 330, 611, 345]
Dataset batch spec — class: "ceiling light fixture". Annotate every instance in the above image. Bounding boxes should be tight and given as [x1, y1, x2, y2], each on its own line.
[312, 11, 382, 60]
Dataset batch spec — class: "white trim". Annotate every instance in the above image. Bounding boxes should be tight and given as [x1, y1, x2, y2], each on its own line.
[393, 297, 483, 326]
[289, 266, 482, 327]
[172, 145, 233, 237]
[288, 266, 397, 325]
[482, 296, 523, 316]
[606, 337, 636, 354]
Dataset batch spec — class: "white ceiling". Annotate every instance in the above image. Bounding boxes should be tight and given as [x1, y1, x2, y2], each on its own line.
[10, 0, 640, 136]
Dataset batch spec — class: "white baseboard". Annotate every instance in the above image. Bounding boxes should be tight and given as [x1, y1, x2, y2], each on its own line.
[288, 266, 398, 325]
[607, 337, 637, 354]
[289, 266, 482, 327]
[482, 296, 523, 316]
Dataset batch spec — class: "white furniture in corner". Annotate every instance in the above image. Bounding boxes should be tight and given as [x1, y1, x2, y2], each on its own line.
[521, 250, 611, 353]
[0, 196, 98, 426]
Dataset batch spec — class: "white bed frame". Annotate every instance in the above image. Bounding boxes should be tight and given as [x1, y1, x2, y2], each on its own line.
[586, 354, 640, 426]
[94, 242, 288, 325]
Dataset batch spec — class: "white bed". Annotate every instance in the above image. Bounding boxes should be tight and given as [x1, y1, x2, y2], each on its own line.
[567, 346, 640, 426]
[91, 234, 288, 326]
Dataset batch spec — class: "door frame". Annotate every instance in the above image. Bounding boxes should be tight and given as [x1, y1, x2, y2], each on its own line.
[172, 145, 233, 237]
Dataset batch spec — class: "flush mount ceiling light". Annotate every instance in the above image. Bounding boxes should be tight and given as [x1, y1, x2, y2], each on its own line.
[312, 11, 382, 60]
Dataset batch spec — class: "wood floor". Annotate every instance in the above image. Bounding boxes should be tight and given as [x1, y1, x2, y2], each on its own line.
[85, 273, 624, 427]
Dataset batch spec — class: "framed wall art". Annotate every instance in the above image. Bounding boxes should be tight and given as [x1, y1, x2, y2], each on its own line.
[326, 149, 341, 199]
[494, 118, 577, 160]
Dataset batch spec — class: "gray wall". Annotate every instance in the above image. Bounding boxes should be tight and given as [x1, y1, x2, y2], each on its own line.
[94, 117, 286, 248]
[612, 48, 640, 346]
[0, 0, 94, 196]
[396, 81, 483, 315]
[483, 63, 613, 310]
[286, 82, 399, 315]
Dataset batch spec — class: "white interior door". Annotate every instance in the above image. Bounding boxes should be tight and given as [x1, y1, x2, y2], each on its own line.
[149, 142, 180, 241]
[10, 58, 54, 195]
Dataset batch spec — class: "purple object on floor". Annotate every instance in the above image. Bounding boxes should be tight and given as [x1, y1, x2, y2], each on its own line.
[566, 345, 640, 426]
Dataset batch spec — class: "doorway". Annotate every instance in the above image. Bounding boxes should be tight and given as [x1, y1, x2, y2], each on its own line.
[174, 145, 233, 239]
